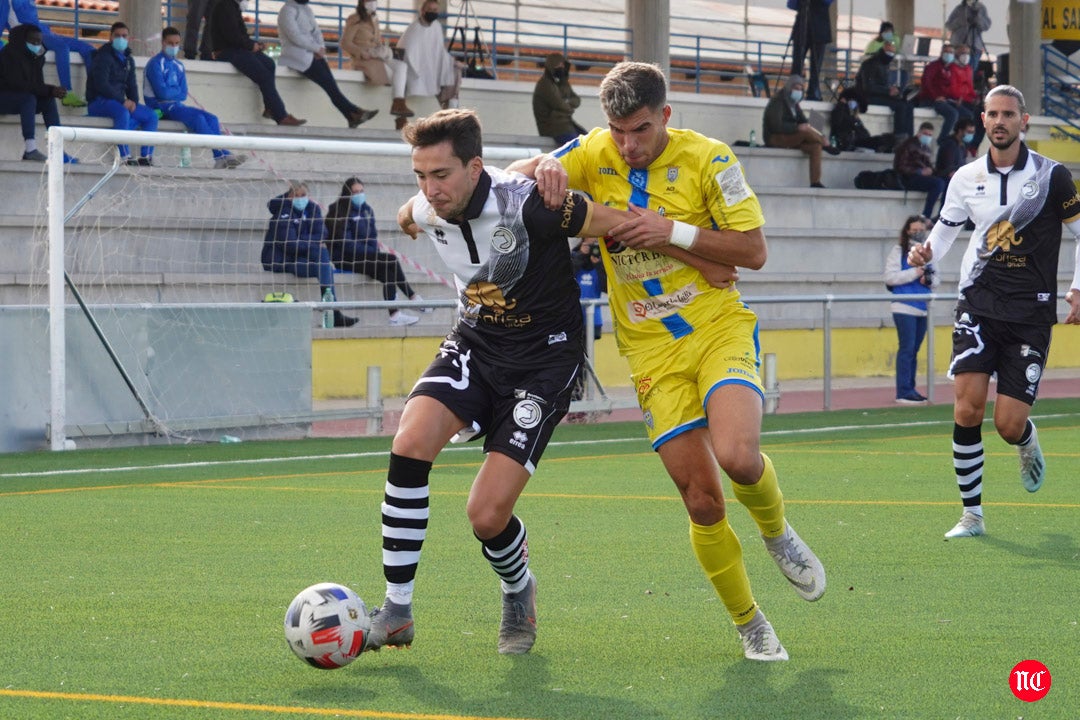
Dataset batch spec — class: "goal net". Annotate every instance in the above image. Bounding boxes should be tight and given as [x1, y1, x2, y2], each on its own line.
[24, 125, 535, 451]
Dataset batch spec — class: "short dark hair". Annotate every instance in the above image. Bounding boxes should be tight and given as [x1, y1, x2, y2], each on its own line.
[879, 21, 894, 34]
[918, 121, 935, 132]
[110, 21, 128, 33]
[402, 109, 483, 163]
[162, 26, 181, 40]
[599, 61, 667, 120]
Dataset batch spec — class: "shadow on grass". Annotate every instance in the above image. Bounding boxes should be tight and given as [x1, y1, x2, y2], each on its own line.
[980, 532, 1080, 568]
[701, 666, 862, 720]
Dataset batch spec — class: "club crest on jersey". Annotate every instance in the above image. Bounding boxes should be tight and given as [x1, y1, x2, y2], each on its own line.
[1021, 180, 1039, 199]
[667, 166, 679, 182]
[513, 400, 542, 429]
[492, 226, 516, 253]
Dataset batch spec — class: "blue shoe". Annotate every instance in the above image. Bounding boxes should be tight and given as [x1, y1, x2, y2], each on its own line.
[63, 153, 79, 164]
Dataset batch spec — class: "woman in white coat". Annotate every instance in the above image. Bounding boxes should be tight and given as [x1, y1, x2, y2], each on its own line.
[276, 0, 377, 127]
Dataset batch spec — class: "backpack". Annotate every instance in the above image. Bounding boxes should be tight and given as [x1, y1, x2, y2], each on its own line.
[853, 168, 905, 190]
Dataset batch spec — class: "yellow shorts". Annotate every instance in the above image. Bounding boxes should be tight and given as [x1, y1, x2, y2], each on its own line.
[627, 303, 763, 449]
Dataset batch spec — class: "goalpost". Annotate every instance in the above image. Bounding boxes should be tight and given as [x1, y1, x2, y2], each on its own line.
[39, 125, 540, 451]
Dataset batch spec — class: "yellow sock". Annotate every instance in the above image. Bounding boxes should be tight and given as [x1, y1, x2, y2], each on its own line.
[731, 453, 786, 538]
[689, 517, 758, 625]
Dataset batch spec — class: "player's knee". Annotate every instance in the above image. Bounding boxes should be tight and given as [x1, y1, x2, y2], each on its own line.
[994, 416, 1026, 444]
[715, 448, 762, 485]
[466, 502, 508, 539]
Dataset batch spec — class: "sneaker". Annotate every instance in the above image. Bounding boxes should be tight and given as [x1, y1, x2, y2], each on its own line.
[762, 522, 826, 601]
[410, 294, 434, 313]
[738, 610, 788, 662]
[1019, 427, 1045, 493]
[388, 310, 419, 326]
[944, 510, 985, 538]
[498, 572, 537, 654]
[895, 394, 927, 405]
[810, 181, 825, 188]
[365, 598, 414, 650]
[824, 144, 842, 155]
[333, 310, 358, 328]
[61, 93, 87, 108]
[225, 154, 247, 169]
[136, 157, 154, 167]
[213, 156, 230, 170]
[63, 153, 79, 164]
[21, 149, 47, 162]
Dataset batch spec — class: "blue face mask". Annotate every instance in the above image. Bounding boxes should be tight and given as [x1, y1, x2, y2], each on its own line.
[942, 52, 954, 64]
[292, 196, 309, 212]
[919, 134, 933, 147]
[351, 192, 366, 207]
[847, 99, 859, 111]
[962, 132, 975, 144]
[789, 89, 804, 103]
[164, 45, 180, 58]
[882, 31, 894, 42]
[26, 42, 43, 55]
[112, 37, 129, 53]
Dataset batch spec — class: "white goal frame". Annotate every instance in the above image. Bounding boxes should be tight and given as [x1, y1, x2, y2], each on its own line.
[44, 125, 538, 451]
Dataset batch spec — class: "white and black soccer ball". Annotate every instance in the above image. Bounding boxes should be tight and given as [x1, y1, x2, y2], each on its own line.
[284, 582, 370, 669]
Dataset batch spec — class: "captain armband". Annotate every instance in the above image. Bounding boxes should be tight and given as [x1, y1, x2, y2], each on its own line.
[668, 220, 699, 250]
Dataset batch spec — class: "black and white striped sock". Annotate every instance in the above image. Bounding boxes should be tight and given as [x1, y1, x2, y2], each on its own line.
[479, 515, 530, 594]
[381, 453, 431, 604]
[953, 423, 984, 516]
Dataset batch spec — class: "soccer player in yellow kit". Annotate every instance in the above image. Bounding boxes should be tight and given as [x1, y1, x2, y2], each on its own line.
[512, 61, 826, 661]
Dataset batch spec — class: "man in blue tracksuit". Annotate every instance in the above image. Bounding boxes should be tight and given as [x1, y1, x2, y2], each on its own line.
[86, 21, 158, 165]
[144, 26, 245, 169]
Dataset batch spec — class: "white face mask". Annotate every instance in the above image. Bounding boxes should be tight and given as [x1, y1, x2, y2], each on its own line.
[364, 1, 377, 12]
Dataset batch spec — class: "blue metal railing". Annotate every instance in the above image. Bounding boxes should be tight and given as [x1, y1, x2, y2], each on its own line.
[1041, 45, 1080, 142]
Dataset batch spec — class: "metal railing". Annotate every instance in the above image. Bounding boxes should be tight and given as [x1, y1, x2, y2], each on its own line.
[1042, 45, 1080, 142]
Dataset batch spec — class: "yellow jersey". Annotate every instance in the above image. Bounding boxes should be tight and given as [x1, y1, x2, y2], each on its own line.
[553, 126, 765, 355]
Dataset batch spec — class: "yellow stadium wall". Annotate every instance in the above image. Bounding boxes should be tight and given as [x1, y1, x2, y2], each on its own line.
[312, 327, 1080, 400]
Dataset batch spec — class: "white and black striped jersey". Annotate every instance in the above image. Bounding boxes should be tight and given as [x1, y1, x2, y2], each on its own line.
[412, 166, 591, 368]
[935, 143, 1080, 325]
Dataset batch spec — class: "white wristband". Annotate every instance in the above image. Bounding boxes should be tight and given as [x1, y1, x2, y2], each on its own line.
[669, 220, 699, 250]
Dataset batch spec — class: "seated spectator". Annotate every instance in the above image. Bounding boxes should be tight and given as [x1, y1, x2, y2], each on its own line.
[396, 0, 463, 111]
[144, 26, 246, 170]
[342, 1, 414, 122]
[855, 41, 914, 140]
[829, 86, 894, 152]
[533, 52, 586, 147]
[763, 74, 840, 188]
[324, 176, 424, 327]
[950, 44, 985, 152]
[87, 22, 158, 166]
[209, 0, 306, 126]
[917, 43, 975, 143]
[262, 181, 357, 328]
[893, 121, 947, 219]
[276, 0, 377, 129]
[5, 0, 93, 107]
[863, 21, 896, 59]
[0, 23, 76, 163]
[935, 118, 975, 184]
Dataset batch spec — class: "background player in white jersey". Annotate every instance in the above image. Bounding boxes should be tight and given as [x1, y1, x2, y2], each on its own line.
[909, 85, 1080, 538]
[365, 109, 643, 655]
[510, 62, 825, 661]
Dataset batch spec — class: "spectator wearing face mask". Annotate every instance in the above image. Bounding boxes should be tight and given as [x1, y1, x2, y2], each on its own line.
[144, 26, 246, 169]
[884, 215, 939, 404]
[262, 181, 358, 328]
[396, 0, 463, 111]
[532, 52, 586, 146]
[917, 43, 976, 143]
[935, 118, 976, 184]
[5, 0, 94, 107]
[763, 74, 841, 188]
[342, 0, 414, 122]
[829, 86, 895, 153]
[950, 44, 985, 152]
[855, 40, 914, 141]
[324, 176, 425, 327]
[0, 23, 76, 162]
[893, 121, 947, 219]
[87, 22, 159, 166]
[863, 21, 897, 59]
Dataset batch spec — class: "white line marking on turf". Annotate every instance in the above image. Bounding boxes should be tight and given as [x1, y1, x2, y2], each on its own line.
[3, 413, 1075, 480]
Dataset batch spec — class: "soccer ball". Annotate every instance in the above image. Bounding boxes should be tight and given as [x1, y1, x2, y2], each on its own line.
[284, 582, 371, 669]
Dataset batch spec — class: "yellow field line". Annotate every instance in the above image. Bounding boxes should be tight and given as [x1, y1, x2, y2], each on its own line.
[0, 688, 535, 720]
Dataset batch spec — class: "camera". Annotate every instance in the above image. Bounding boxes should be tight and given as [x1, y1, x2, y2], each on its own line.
[590, 244, 602, 258]
[921, 264, 936, 286]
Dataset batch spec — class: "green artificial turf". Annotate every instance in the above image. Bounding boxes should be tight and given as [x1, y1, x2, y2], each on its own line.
[2, 399, 1078, 719]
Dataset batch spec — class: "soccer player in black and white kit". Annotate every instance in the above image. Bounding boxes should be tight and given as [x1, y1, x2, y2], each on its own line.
[909, 85, 1080, 538]
[363, 109, 649, 654]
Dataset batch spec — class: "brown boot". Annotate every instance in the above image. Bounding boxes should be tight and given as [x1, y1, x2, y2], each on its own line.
[390, 98, 414, 117]
[394, 116, 408, 131]
[278, 114, 307, 126]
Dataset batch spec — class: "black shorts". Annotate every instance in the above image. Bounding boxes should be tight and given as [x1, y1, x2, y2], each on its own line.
[949, 308, 1052, 405]
[409, 334, 581, 473]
